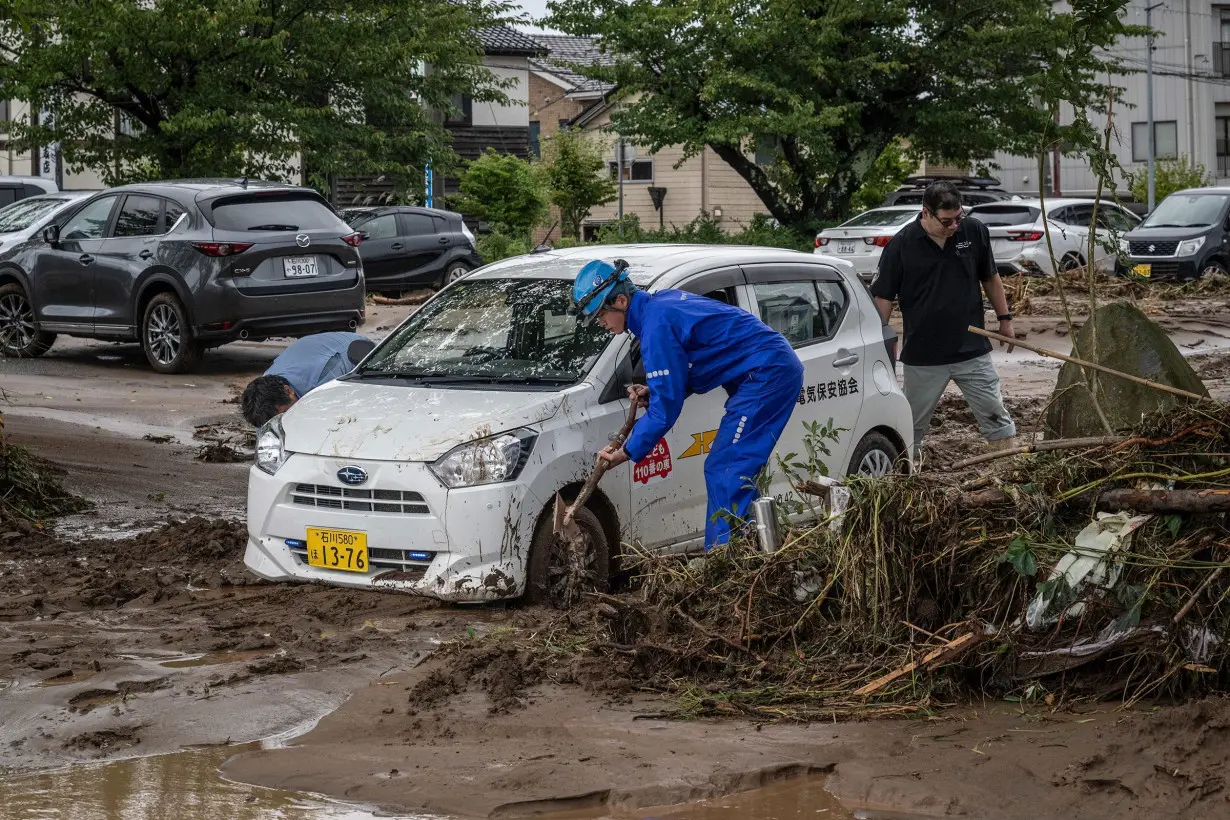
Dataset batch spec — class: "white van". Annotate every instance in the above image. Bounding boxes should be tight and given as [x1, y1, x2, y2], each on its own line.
[244, 245, 913, 602]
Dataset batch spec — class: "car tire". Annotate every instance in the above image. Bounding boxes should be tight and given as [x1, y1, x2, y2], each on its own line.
[141, 292, 202, 374]
[442, 262, 471, 287]
[847, 431, 902, 478]
[0, 282, 56, 358]
[1200, 259, 1228, 280]
[525, 503, 609, 607]
[1060, 252, 1084, 272]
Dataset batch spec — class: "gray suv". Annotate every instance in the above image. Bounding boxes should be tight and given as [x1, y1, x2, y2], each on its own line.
[0, 179, 366, 373]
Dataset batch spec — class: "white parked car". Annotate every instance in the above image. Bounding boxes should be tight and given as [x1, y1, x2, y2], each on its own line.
[244, 245, 913, 602]
[967, 198, 1140, 277]
[814, 206, 919, 283]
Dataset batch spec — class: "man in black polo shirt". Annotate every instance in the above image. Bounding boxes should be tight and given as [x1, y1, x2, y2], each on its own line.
[869, 181, 1017, 460]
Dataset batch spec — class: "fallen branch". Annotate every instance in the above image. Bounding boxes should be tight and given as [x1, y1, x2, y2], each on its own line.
[949, 436, 1126, 470]
[968, 326, 1209, 402]
[960, 486, 1230, 513]
[371, 290, 434, 306]
[673, 605, 759, 658]
[1172, 566, 1228, 625]
[854, 630, 981, 697]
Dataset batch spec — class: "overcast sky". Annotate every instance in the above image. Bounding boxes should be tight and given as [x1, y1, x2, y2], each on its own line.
[510, 0, 559, 32]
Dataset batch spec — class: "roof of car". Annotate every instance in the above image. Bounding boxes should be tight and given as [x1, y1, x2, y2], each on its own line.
[969, 198, 1131, 210]
[341, 205, 461, 218]
[1172, 187, 1230, 195]
[471, 244, 839, 287]
[109, 179, 306, 195]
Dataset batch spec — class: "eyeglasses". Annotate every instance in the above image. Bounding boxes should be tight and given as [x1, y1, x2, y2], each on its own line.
[927, 208, 965, 228]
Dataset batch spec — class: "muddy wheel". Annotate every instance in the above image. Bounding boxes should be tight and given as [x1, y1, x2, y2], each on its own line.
[0, 283, 55, 358]
[1200, 259, 1228, 280]
[847, 431, 901, 478]
[525, 505, 609, 607]
[1059, 252, 1085, 272]
[141, 292, 202, 374]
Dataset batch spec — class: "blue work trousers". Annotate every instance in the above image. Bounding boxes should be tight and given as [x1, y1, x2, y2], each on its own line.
[703, 359, 804, 549]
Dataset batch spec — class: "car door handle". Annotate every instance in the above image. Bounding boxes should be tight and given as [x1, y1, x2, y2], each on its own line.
[139, 249, 154, 260]
[833, 352, 859, 367]
[438, 237, 449, 245]
[78, 254, 94, 266]
[390, 242, 403, 250]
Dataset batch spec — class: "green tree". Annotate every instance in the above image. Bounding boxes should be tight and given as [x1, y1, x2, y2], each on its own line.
[539, 128, 617, 239]
[545, 0, 1139, 232]
[1130, 155, 1212, 205]
[849, 141, 916, 213]
[0, 0, 514, 192]
[451, 148, 548, 235]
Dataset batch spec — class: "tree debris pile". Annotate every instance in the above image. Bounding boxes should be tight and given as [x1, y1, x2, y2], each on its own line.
[481, 403, 1230, 721]
[0, 422, 89, 527]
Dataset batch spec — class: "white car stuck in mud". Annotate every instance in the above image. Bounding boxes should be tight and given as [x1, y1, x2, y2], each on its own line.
[244, 245, 913, 602]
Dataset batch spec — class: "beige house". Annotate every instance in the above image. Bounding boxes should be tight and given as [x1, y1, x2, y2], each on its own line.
[529, 35, 768, 240]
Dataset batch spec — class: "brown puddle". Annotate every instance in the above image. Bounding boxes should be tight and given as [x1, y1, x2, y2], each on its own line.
[38, 669, 98, 686]
[159, 649, 271, 669]
[0, 743, 431, 820]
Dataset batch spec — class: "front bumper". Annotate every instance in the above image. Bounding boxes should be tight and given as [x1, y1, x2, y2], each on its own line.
[1123, 256, 1198, 281]
[245, 455, 528, 602]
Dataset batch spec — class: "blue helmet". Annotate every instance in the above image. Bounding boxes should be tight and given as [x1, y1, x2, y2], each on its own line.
[572, 259, 630, 322]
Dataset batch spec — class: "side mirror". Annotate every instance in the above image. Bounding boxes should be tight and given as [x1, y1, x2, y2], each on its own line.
[42, 224, 60, 245]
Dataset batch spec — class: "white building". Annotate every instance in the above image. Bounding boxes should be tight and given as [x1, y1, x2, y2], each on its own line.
[994, 1, 1230, 199]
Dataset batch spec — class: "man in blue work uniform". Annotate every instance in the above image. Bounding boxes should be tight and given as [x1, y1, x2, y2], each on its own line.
[240, 332, 375, 427]
[574, 259, 804, 550]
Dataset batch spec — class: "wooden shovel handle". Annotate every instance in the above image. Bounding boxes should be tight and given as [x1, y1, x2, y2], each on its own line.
[568, 400, 640, 520]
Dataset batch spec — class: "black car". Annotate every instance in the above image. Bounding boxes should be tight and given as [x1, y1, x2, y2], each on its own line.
[340, 206, 481, 292]
[1121, 187, 1230, 281]
[0, 179, 366, 373]
[882, 175, 1013, 207]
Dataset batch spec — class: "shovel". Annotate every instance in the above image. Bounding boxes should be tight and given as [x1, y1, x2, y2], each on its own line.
[553, 398, 640, 543]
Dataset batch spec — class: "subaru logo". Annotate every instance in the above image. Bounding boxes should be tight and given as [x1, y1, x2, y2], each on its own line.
[337, 466, 368, 486]
[1148, 244, 1156, 253]
[296, 233, 310, 248]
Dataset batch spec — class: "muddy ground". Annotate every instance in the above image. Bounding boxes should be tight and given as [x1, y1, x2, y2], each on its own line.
[3, 294, 1230, 818]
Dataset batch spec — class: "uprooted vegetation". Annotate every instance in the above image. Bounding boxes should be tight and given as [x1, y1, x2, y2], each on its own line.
[429, 404, 1230, 721]
[0, 416, 90, 527]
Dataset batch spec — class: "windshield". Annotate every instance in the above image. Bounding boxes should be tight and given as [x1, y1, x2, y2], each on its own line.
[838, 210, 916, 229]
[358, 278, 612, 384]
[0, 197, 71, 232]
[1142, 194, 1229, 228]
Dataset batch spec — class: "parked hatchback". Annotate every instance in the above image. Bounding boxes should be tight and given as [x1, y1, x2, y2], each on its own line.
[814, 206, 918, 282]
[0, 175, 58, 208]
[1121, 187, 1230, 281]
[244, 244, 912, 602]
[0, 180, 366, 372]
[967, 199, 1140, 277]
[340, 206, 480, 292]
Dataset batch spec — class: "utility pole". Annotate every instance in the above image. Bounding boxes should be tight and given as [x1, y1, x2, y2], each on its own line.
[1146, 2, 1163, 214]
[617, 137, 625, 237]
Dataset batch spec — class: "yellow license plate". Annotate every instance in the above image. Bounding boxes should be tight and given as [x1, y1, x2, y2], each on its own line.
[1131, 263, 1151, 279]
[306, 527, 368, 573]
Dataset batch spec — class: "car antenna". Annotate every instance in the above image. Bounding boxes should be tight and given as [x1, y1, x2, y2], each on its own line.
[532, 220, 559, 253]
[239, 177, 248, 189]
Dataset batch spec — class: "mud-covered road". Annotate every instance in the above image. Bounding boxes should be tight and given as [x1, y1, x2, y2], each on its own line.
[4, 295, 1230, 819]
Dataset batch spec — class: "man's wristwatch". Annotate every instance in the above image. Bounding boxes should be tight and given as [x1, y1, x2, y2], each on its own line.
[997, 313, 1013, 322]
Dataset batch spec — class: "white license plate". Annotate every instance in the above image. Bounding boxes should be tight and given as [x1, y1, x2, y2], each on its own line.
[283, 256, 319, 278]
[837, 241, 856, 255]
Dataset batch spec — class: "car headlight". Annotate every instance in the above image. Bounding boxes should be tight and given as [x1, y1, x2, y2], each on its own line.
[256, 416, 288, 475]
[1178, 236, 1206, 257]
[429, 429, 537, 489]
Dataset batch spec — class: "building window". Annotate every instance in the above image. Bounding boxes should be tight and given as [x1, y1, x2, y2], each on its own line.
[529, 121, 541, 157]
[444, 93, 472, 127]
[0, 99, 9, 134]
[609, 158, 653, 183]
[1131, 120, 1178, 162]
[1219, 117, 1230, 177]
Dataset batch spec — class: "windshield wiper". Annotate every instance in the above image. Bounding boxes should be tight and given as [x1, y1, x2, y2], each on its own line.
[489, 375, 575, 385]
[248, 223, 300, 231]
[353, 369, 494, 383]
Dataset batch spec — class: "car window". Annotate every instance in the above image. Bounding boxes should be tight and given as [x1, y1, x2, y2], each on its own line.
[1062, 205, 1096, 227]
[208, 193, 346, 232]
[840, 210, 917, 228]
[0, 196, 70, 232]
[360, 278, 611, 384]
[361, 214, 398, 240]
[1097, 208, 1137, 232]
[165, 202, 186, 232]
[815, 281, 849, 339]
[113, 195, 163, 238]
[0, 187, 19, 207]
[754, 281, 825, 345]
[968, 206, 1041, 227]
[61, 196, 118, 240]
[1141, 194, 1230, 228]
[403, 214, 436, 236]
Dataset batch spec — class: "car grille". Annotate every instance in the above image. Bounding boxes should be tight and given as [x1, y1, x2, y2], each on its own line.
[1129, 240, 1178, 256]
[1141, 261, 1181, 279]
[286, 543, 435, 575]
[291, 483, 429, 515]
